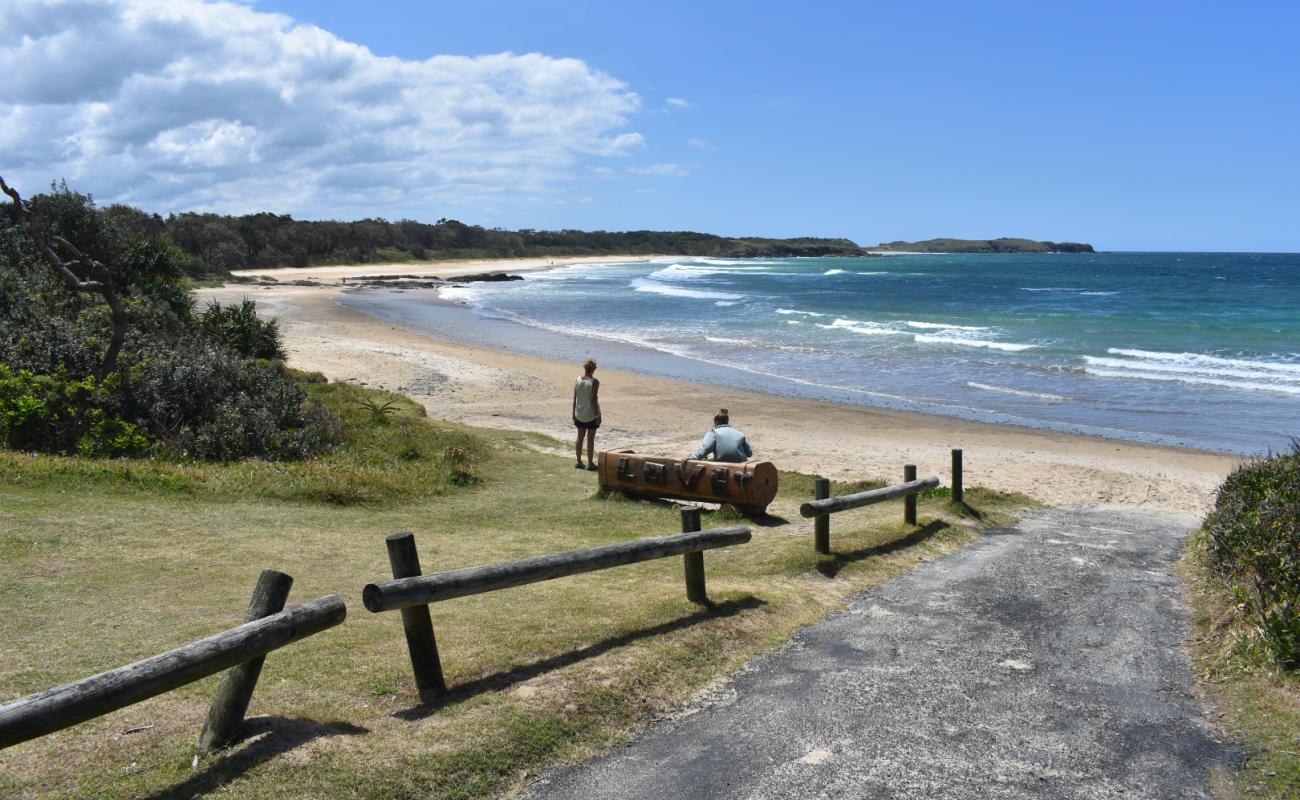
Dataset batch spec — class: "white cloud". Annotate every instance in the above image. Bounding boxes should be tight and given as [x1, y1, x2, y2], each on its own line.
[666, 97, 688, 108]
[628, 162, 690, 177]
[688, 137, 717, 151]
[0, 0, 645, 217]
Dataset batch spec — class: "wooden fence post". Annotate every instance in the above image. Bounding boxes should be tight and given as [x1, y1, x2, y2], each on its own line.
[680, 508, 707, 604]
[951, 449, 963, 504]
[196, 569, 294, 755]
[904, 465, 918, 525]
[385, 533, 447, 702]
[813, 477, 831, 554]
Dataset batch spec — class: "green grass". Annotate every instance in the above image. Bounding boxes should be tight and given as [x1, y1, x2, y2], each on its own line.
[1183, 532, 1300, 800]
[0, 380, 1033, 799]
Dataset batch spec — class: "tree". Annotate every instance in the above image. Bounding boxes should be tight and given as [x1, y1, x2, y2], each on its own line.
[0, 176, 127, 377]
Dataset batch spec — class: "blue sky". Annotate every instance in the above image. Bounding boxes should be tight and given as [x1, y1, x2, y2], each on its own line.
[4, 1, 1298, 250]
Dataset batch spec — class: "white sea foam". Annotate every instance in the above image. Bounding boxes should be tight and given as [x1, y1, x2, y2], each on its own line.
[1084, 355, 1300, 383]
[1021, 287, 1083, 292]
[1106, 348, 1300, 376]
[715, 300, 741, 307]
[906, 320, 991, 331]
[1085, 368, 1300, 395]
[823, 268, 847, 275]
[855, 271, 890, 276]
[817, 318, 905, 336]
[776, 308, 826, 317]
[1080, 291, 1119, 296]
[648, 263, 773, 281]
[630, 278, 745, 301]
[705, 336, 749, 345]
[967, 382, 1068, 401]
[915, 335, 1038, 351]
[690, 257, 782, 266]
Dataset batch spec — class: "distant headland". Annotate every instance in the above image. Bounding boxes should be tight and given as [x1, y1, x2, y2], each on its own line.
[872, 238, 1095, 254]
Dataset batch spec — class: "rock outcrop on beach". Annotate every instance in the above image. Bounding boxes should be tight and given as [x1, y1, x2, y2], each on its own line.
[873, 237, 1095, 254]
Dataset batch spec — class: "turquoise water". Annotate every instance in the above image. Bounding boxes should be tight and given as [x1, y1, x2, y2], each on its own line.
[344, 252, 1300, 454]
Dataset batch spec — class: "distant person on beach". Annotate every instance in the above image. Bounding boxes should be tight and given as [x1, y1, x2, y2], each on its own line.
[689, 408, 753, 463]
[572, 359, 601, 470]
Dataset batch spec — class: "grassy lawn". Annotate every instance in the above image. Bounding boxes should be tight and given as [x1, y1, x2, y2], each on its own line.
[0, 381, 1033, 799]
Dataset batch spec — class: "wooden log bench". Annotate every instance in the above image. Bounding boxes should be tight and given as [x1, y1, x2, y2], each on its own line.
[596, 449, 778, 514]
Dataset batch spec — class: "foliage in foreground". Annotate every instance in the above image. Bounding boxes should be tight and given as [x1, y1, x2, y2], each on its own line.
[1185, 536, 1300, 799]
[0, 377, 482, 505]
[0, 182, 330, 460]
[1200, 444, 1300, 669]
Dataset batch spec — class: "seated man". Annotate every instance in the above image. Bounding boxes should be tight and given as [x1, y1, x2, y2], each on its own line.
[690, 408, 753, 463]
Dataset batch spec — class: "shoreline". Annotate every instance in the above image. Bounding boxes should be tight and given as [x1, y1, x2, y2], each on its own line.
[229, 254, 665, 282]
[202, 263, 1241, 514]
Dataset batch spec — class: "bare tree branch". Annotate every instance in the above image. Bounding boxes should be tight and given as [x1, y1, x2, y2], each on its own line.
[1, 175, 129, 377]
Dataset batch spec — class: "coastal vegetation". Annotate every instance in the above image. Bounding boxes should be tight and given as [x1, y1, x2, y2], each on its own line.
[0, 376, 1032, 797]
[873, 237, 1094, 253]
[116, 203, 867, 274]
[0, 180, 335, 461]
[1185, 446, 1300, 797]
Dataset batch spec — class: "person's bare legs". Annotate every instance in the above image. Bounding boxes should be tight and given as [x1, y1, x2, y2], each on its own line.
[586, 429, 597, 465]
[575, 428, 587, 465]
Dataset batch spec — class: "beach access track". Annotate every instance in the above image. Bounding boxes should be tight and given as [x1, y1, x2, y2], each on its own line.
[525, 507, 1235, 799]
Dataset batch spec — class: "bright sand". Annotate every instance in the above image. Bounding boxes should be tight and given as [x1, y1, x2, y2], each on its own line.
[207, 259, 1241, 514]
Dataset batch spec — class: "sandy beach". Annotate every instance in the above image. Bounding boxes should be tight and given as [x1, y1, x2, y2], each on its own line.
[206, 259, 1240, 514]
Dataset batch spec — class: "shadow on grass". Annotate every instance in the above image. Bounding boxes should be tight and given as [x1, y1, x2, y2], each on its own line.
[815, 520, 951, 578]
[396, 595, 767, 720]
[594, 490, 789, 528]
[701, 506, 790, 528]
[147, 717, 368, 800]
[946, 500, 985, 521]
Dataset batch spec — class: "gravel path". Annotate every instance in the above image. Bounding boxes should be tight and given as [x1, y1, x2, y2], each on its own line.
[525, 507, 1234, 799]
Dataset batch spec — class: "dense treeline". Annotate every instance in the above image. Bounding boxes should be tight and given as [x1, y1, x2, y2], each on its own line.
[102, 206, 867, 273]
[1, 181, 335, 460]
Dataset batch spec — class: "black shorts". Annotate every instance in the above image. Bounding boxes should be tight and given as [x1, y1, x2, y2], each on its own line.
[573, 415, 601, 430]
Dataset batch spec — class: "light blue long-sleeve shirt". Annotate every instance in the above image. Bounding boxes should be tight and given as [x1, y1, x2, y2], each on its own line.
[691, 424, 753, 462]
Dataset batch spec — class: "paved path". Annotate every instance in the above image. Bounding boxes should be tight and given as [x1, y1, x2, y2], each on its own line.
[526, 508, 1234, 799]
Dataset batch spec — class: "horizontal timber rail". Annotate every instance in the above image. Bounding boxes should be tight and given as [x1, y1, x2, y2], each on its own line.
[0, 593, 345, 751]
[799, 476, 940, 518]
[364, 527, 751, 613]
[366, 525, 751, 702]
[804, 465, 942, 554]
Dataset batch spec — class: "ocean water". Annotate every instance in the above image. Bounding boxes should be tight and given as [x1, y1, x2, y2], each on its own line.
[340, 252, 1300, 455]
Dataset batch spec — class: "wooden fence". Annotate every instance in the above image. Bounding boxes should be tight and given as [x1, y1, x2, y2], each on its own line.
[363, 524, 752, 702]
[2, 449, 970, 756]
[0, 570, 345, 754]
[800, 464, 943, 554]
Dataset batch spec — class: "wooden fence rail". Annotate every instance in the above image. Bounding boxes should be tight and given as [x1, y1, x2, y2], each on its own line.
[799, 475, 940, 518]
[363, 528, 751, 613]
[801, 466, 941, 554]
[0, 591, 345, 751]
[364, 526, 751, 702]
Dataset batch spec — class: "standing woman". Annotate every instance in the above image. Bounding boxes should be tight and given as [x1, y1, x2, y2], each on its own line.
[572, 358, 601, 470]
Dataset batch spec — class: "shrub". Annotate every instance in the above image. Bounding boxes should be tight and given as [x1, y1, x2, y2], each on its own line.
[1202, 444, 1300, 669]
[2, 180, 331, 462]
[200, 299, 285, 360]
[126, 337, 337, 461]
[0, 366, 147, 458]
